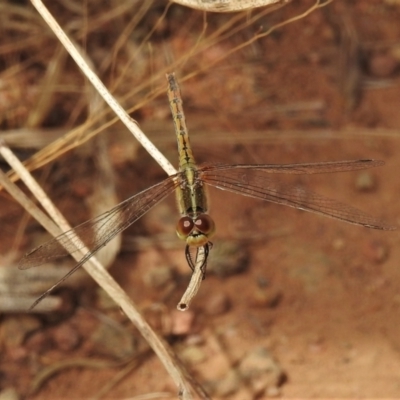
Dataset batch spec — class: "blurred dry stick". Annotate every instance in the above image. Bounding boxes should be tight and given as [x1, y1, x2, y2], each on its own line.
[172, 0, 289, 12]
[323, 2, 363, 111]
[26, 45, 69, 128]
[29, 357, 140, 396]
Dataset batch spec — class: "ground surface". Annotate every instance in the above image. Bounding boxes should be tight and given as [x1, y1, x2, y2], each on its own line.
[1, 1, 400, 399]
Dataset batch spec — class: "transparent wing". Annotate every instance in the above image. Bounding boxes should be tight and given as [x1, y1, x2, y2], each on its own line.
[19, 176, 179, 270]
[201, 162, 396, 230]
[202, 159, 385, 174]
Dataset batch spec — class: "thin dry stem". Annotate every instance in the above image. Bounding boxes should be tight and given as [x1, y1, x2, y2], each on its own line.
[177, 246, 206, 311]
[30, 0, 176, 177]
[172, 0, 287, 12]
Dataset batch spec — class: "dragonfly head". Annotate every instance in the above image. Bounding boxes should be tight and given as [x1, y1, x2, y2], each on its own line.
[176, 214, 215, 246]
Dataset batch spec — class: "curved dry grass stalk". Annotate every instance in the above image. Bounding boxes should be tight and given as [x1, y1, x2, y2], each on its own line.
[172, 0, 289, 12]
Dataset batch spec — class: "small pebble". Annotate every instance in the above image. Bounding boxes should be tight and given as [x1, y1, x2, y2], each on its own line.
[0, 388, 19, 400]
[70, 180, 92, 198]
[51, 323, 81, 352]
[213, 370, 240, 397]
[332, 238, 345, 250]
[238, 347, 284, 396]
[355, 171, 376, 192]
[390, 44, 400, 62]
[363, 239, 389, 264]
[143, 265, 173, 289]
[392, 293, 400, 305]
[170, 309, 195, 336]
[185, 334, 205, 346]
[249, 287, 282, 308]
[208, 240, 249, 277]
[90, 322, 137, 359]
[368, 51, 399, 78]
[7, 347, 28, 362]
[179, 345, 207, 365]
[266, 385, 281, 397]
[0, 316, 41, 349]
[24, 329, 51, 354]
[204, 293, 231, 315]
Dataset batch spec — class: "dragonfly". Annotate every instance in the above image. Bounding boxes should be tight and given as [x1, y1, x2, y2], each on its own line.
[20, 73, 395, 308]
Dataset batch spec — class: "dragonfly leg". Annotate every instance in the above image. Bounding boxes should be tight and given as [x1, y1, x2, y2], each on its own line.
[185, 244, 195, 273]
[185, 243, 212, 279]
[200, 242, 212, 280]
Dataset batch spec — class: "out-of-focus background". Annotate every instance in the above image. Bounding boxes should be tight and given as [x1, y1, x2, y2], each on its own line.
[1, 0, 400, 398]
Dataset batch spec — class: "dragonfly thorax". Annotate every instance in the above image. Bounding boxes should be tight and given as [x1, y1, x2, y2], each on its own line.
[176, 214, 215, 246]
[176, 164, 209, 217]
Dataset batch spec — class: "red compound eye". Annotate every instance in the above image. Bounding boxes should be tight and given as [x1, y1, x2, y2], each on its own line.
[176, 216, 195, 239]
[194, 214, 215, 236]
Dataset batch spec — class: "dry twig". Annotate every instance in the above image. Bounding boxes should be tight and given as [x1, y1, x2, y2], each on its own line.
[172, 0, 289, 12]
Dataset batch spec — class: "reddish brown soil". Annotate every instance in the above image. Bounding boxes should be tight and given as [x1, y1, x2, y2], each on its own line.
[1, 1, 400, 399]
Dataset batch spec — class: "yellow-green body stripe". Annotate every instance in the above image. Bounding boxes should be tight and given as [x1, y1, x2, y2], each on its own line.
[167, 73, 208, 218]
